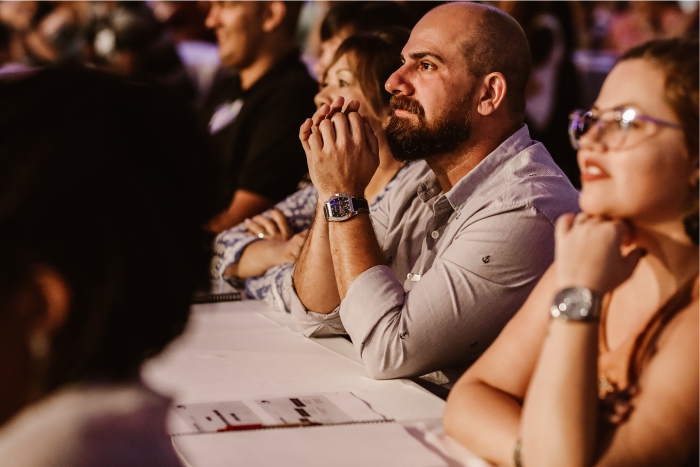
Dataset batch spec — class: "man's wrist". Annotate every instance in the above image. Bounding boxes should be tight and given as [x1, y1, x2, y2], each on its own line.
[322, 193, 370, 222]
[318, 190, 364, 202]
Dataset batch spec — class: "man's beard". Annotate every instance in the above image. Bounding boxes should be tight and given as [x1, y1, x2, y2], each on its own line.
[385, 95, 472, 163]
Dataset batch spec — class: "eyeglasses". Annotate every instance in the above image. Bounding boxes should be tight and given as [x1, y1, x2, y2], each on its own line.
[568, 107, 682, 150]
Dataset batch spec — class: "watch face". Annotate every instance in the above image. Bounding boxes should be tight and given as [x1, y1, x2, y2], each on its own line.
[551, 287, 600, 321]
[329, 197, 353, 218]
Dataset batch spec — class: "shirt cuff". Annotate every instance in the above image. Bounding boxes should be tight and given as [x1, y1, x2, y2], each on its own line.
[245, 263, 294, 313]
[289, 269, 346, 337]
[210, 230, 262, 279]
[339, 265, 406, 354]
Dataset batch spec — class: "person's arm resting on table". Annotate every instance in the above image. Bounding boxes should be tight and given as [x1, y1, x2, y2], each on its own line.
[294, 97, 383, 313]
[208, 189, 275, 233]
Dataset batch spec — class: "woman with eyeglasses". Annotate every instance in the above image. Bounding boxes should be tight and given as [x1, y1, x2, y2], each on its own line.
[443, 37, 698, 467]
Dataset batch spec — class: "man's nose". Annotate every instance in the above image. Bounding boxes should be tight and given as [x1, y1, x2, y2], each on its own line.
[385, 65, 414, 96]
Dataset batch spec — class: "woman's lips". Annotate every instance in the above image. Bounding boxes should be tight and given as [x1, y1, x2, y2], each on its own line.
[580, 160, 609, 182]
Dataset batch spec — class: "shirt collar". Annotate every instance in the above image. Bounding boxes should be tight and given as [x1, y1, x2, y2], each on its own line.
[445, 124, 532, 210]
[415, 125, 533, 210]
[417, 124, 532, 211]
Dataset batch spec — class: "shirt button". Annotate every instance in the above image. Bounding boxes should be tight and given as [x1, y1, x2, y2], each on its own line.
[399, 332, 408, 339]
[430, 230, 440, 239]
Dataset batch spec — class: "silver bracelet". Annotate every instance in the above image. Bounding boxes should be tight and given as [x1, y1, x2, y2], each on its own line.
[514, 438, 524, 467]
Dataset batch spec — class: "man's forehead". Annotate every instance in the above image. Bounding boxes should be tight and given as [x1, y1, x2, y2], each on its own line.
[402, 6, 475, 61]
[402, 23, 464, 63]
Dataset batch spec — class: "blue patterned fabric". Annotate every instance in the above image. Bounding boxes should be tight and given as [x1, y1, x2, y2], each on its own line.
[211, 164, 410, 312]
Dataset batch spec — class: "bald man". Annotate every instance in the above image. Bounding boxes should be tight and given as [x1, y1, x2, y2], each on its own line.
[291, 3, 579, 385]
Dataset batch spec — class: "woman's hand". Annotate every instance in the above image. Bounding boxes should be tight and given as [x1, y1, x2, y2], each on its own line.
[256, 229, 309, 269]
[555, 213, 646, 294]
[244, 210, 292, 241]
[226, 229, 310, 279]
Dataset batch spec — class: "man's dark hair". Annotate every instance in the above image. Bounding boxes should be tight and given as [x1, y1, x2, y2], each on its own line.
[460, 5, 531, 120]
[329, 28, 411, 119]
[320, 1, 417, 42]
[0, 67, 226, 390]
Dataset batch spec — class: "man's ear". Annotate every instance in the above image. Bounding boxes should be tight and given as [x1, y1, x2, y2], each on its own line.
[30, 267, 71, 340]
[476, 72, 507, 117]
[261, 2, 287, 34]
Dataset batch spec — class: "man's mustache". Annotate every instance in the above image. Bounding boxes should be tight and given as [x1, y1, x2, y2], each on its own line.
[390, 95, 425, 117]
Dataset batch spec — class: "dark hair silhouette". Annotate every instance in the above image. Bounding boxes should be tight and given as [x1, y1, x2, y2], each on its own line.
[0, 67, 226, 390]
[320, 1, 416, 42]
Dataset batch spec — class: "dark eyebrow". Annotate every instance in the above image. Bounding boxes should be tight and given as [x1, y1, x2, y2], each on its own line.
[405, 51, 445, 64]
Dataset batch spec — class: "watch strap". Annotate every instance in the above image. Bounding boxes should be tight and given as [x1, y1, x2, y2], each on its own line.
[352, 197, 370, 213]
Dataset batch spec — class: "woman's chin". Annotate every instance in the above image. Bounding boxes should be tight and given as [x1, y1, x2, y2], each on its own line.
[579, 199, 609, 218]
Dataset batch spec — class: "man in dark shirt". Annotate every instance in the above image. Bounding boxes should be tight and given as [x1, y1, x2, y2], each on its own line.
[203, 2, 317, 233]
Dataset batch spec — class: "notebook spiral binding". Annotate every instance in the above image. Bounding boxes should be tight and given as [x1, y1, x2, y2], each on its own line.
[190, 291, 242, 304]
[170, 418, 397, 437]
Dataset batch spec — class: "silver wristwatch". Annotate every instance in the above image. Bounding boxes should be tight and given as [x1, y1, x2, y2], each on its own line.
[550, 286, 602, 322]
[323, 193, 370, 222]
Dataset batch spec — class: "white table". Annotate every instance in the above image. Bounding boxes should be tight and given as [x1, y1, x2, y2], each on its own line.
[142, 300, 491, 467]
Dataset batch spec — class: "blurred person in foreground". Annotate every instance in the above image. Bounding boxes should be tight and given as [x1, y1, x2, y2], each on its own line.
[444, 37, 698, 467]
[0, 67, 222, 465]
[291, 3, 579, 384]
[212, 29, 409, 313]
[203, 1, 317, 233]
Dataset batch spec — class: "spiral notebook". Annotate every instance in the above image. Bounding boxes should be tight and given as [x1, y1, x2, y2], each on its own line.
[191, 279, 242, 304]
[168, 393, 447, 467]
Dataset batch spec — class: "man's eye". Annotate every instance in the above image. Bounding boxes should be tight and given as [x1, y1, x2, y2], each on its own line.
[420, 61, 434, 71]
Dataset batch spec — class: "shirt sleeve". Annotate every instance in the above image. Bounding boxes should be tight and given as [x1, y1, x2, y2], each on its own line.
[245, 263, 294, 313]
[338, 205, 556, 380]
[289, 197, 391, 337]
[211, 223, 261, 279]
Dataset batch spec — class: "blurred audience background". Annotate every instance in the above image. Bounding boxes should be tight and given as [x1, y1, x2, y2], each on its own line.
[0, 0, 697, 190]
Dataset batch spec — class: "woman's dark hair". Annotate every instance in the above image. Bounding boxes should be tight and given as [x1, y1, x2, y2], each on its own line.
[328, 28, 411, 119]
[319, 1, 417, 42]
[0, 67, 226, 390]
[620, 37, 699, 243]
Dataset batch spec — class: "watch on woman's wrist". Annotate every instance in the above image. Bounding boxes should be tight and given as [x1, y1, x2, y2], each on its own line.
[550, 286, 602, 322]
